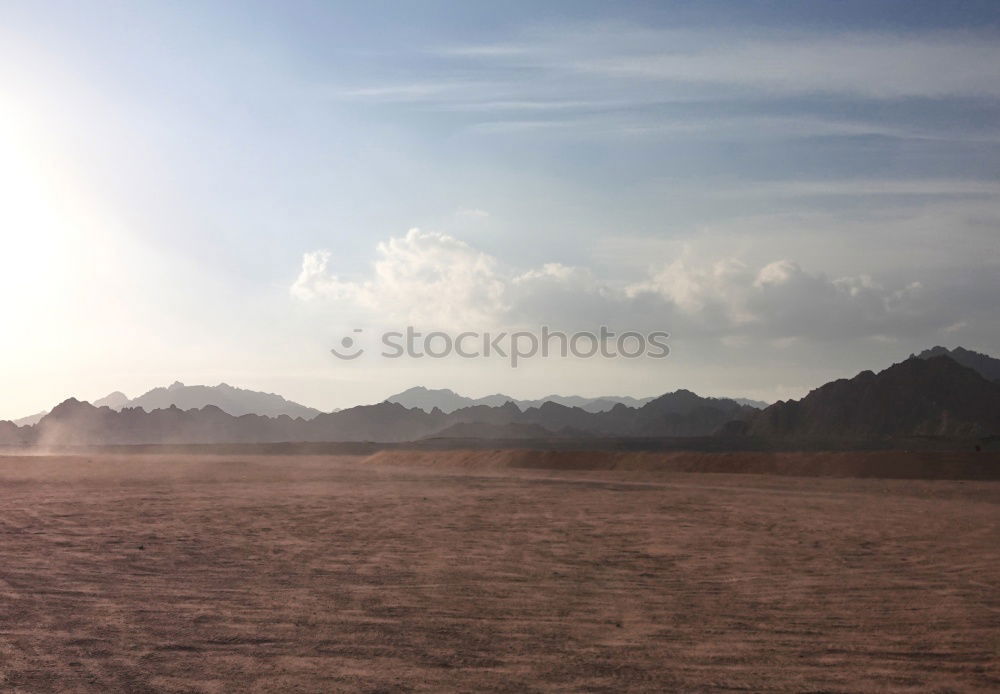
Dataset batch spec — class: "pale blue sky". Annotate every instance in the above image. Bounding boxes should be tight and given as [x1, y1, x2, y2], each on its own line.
[2, 1, 999, 418]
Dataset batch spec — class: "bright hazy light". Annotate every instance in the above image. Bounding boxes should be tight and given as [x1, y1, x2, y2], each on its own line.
[0, 96, 69, 299]
[0, 91, 137, 405]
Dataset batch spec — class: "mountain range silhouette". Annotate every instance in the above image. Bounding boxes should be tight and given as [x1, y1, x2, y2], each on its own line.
[2, 347, 998, 447]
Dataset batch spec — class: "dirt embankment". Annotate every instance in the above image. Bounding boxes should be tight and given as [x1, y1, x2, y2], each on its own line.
[364, 448, 1000, 480]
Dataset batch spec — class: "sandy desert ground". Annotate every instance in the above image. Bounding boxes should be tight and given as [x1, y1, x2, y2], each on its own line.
[0, 452, 997, 692]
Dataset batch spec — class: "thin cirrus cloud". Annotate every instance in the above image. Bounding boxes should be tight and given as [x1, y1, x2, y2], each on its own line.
[329, 24, 1000, 147]
[571, 32, 1000, 99]
[290, 228, 943, 341]
[438, 26, 1000, 99]
[409, 29, 1000, 100]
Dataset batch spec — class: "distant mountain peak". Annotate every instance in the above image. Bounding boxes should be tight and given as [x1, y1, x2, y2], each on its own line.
[121, 382, 323, 419]
[750, 355, 1000, 440]
[47, 398, 93, 418]
[93, 391, 129, 410]
[384, 385, 766, 415]
[913, 345, 1000, 383]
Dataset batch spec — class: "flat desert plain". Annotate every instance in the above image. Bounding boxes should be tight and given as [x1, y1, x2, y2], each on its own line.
[0, 452, 997, 692]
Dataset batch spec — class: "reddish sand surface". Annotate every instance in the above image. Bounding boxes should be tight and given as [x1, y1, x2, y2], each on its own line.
[0, 452, 997, 692]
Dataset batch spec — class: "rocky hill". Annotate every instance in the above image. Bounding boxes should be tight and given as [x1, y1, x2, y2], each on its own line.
[914, 346, 1000, 383]
[749, 356, 1000, 441]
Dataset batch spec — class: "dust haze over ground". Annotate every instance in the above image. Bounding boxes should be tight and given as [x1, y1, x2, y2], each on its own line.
[0, 452, 997, 692]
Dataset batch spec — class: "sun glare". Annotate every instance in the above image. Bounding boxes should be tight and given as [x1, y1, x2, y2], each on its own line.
[0, 89, 129, 304]
[0, 97, 71, 294]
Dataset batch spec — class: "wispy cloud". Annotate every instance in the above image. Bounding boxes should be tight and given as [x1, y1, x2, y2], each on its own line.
[328, 23, 1000, 144]
[572, 32, 1000, 98]
[455, 207, 490, 220]
[332, 82, 481, 102]
[663, 178, 1000, 200]
[439, 26, 1000, 99]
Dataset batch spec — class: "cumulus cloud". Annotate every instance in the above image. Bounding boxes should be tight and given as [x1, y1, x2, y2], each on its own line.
[292, 228, 957, 340]
[507, 263, 618, 326]
[628, 258, 756, 325]
[626, 258, 928, 339]
[290, 250, 356, 302]
[291, 228, 508, 326]
[747, 261, 924, 339]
